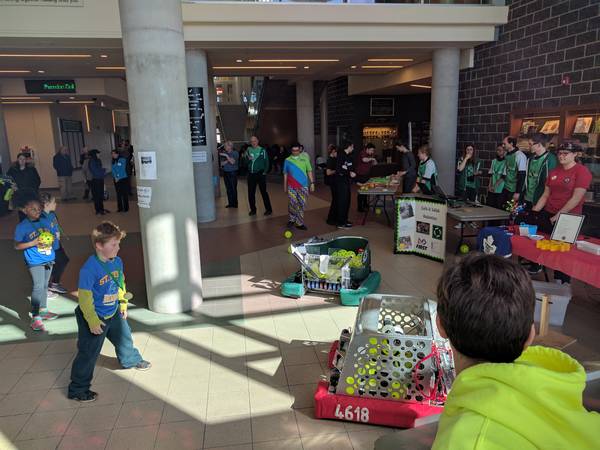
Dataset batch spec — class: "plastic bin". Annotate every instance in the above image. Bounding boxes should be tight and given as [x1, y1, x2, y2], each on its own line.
[532, 280, 572, 327]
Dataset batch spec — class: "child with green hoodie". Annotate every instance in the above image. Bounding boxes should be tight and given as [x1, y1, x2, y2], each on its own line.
[432, 253, 599, 450]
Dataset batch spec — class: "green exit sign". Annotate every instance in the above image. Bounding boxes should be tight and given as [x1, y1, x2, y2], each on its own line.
[25, 79, 77, 94]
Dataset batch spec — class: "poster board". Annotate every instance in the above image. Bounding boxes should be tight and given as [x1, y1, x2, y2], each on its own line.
[394, 195, 447, 262]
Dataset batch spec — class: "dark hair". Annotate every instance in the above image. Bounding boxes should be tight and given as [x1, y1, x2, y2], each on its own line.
[394, 141, 407, 149]
[462, 144, 477, 165]
[327, 144, 337, 154]
[504, 136, 517, 148]
[366, 143, 376, 150]
[436, 253, 535, 363]
[39, 191, 56, 206]
[531, 133, 547, 146]
[291, 143, 302, 150]
[341, 140, 353, 151]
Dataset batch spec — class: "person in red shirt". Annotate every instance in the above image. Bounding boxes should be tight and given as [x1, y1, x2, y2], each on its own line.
[523, 143, 592, 283]
[356, 143, 377, 212]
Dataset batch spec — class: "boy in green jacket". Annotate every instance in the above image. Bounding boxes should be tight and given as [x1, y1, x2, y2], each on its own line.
[432, 254, 599, 450]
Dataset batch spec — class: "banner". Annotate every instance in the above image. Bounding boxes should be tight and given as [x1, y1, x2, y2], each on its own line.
[394, 195, 447, 262]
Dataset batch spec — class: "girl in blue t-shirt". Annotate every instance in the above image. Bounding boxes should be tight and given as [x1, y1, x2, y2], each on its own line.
[40, 192, 70, 295]
[14, 197, 60, 331]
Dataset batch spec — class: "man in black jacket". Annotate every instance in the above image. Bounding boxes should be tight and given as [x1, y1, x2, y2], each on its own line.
[53, 146, 75, 200]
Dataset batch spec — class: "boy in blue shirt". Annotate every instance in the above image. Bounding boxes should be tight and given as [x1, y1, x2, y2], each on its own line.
[68, 221, 151, 402]
[14, 197, 59, 331]
[40, 192, 70, 294]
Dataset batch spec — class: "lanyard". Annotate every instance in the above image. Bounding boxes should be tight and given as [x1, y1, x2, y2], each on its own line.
[95, 255, 124, 291]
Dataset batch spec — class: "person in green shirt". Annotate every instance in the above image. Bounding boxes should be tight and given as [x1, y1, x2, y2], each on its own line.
[415, 145, 437, 194]
[456, 144, 482, 202]
[486, 144, 507, 210]
[502, 136, 527, 203]
[523, 133, 557, 208]
[245, 135, 272, 216]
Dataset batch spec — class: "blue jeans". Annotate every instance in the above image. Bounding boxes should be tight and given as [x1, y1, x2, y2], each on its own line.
[68, 306, 143, 396]
[28, 263, 53, 317]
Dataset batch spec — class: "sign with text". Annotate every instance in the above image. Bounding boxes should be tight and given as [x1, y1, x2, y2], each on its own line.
[188, 86, 206, 146]
[0, 0, 83, 5]
[394, 195, 447, 262]
[25, 79, 76, 94]
[138, 151, 157, 180]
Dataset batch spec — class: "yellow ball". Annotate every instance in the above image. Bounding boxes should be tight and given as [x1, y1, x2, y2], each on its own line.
[375, 208, 382, 215]
[459, 244, 470, 254]
[284, 230, 293, 239]
[287, 245, 292, 254]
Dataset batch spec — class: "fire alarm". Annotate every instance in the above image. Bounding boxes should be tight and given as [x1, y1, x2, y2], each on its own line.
[561, 74, 571, 86]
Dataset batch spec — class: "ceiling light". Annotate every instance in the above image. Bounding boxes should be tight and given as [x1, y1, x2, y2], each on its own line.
[0, 70, 31, 73]
[303, 66, 309, 69]
[361, 65, 403, 69]
[0, 54, 91, 58]
[248, 59, 339, 62]
[37, 70, 45, 74]
[100, 54, 108, 58]
[212, 66, 297, 70]
[351, 65, 357, 69]
[410, 84, 432, 89]
[236, 59, 243, 63]
[2, 96, 41, 100]
[1, 101, 53, 104]
[367, 58, 413, 62]
[95, 66, 125, 70]
[69, 96, 75, 99]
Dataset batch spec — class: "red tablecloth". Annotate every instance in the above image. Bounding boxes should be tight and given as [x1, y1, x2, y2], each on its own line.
[511, 235, 600, 288]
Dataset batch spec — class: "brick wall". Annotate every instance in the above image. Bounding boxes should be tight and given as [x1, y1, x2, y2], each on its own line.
[457, 0, 600, 164]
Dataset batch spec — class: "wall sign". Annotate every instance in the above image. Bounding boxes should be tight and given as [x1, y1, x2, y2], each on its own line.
[138, 151, 157, 180]
[394, 195, 447, 262]
[25, 79, 76, 94]
[370, 98, 395, 117]
[188, 87, 207, 146]
[0, 0, 83, 5]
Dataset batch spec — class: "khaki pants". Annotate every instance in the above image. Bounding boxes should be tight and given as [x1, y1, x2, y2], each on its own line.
[58, 176, 73, 200]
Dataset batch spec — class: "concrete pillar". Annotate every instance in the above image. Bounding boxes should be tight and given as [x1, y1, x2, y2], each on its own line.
[430, 47, 460, 194]
[296, 80, 315, 161]
[0, 100, 11, 175]
[185, 48, 216, 222]
[119, 0, 203, 313]
[319, 85, 328, 159]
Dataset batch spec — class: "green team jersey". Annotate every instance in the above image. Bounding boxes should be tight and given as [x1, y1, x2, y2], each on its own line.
[457, 159, 481, 191]
[524, 151, 557, 204]
[489, 157, 507, 194]
[418, 158, 437, 191]
[504, 149, 527, 193]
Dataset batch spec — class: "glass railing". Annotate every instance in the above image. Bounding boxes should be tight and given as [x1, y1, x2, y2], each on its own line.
[185, 1, 504, 4]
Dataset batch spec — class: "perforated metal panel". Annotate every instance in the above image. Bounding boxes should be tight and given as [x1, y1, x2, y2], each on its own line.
[331, 295, 450, 404]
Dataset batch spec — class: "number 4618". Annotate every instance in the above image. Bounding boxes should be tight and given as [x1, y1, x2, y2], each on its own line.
[334, 404, 369, 423]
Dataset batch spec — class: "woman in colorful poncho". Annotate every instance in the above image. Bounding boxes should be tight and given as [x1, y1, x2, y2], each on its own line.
[283, 143, 315, 230]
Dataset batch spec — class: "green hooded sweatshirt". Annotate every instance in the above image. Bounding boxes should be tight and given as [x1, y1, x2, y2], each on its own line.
[432, 346, 600, 450]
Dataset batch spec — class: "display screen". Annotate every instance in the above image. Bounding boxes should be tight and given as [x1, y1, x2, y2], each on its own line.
[25, 79, 76, 94]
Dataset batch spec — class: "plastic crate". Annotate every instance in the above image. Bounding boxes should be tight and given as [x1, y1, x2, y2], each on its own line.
[532, 280, 572, 327]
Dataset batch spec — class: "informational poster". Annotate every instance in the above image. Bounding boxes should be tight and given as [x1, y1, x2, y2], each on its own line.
[137, 186, 152, 209]
[192, 150, 208, 163]
[188, 87, 206, 146]
[138, 151, 157, 180]
[394, 195, 447, 262]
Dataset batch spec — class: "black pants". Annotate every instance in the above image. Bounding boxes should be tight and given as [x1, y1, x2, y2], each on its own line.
[327, 183, 337, 224]
[335, 181, 351, 226]
[115, 179, 129, 212]
[356, 175, 370, 211]
[91, 178, 105, 213]
[247, 172, 272, 213]
[83, 180, 92, 199]
[403, 174, 416, 194]
[223, 171, 238, 207]
[51, 246, 69, 284]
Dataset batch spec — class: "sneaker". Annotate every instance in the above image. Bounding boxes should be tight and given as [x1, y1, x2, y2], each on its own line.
[31, 316, 45, 331]
[287, 221, 295, 228]
[47, 290, 58, 299]
[49, 283, 68, 294]
[554, 279, 563, 285]
[264, 210, 273, 216]
[526, 264, 543, 274]
[133, 360, 152, 371]
[454, 223, 464, 229]
[68, 390, 98, 403]
[249, 210, 256, 216]
[40, 309, 59, 321]
[296, 224, 308, 231]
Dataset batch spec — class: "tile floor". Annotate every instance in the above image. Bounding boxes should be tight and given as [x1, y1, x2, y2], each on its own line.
[0, 178, 599, 450]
